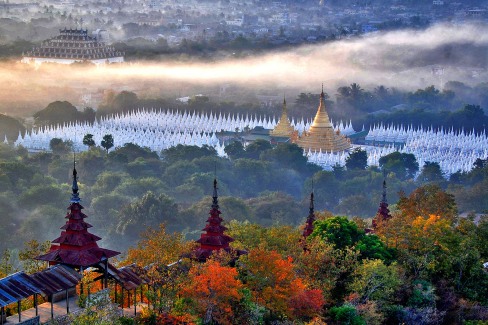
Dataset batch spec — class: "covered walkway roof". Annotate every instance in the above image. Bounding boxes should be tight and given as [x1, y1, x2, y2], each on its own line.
[98, 262, 148, 290]
[0, 272, 40, 307]
[0, 265, 81, 307]
[29, 264, 81, 296]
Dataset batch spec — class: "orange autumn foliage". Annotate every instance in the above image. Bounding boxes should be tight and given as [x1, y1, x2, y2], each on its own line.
[410, 215, 451, 249]
[240, 248, 324, 319]
[395, 214, 452, 252]
[397, 185, 458, 223]
[155, 313, 197, 325]
[180, 260, 243, 325]
[123, 224, 194, 268]
[378, 185, 458, 249]
[289, 288, 326, 319]
[380, 213, 455, 278]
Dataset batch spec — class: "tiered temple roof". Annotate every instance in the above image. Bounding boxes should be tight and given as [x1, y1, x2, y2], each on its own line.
[270, 97, 295, 138]
[36, 161, 120, 268]
[22, 28, 123, 64]
[372, 179, 392, 230]
[193, 179, 244, 262]
[295, 87, 351, 153]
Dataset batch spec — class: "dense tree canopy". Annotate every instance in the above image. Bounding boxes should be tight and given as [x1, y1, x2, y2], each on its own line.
[379, 151, 419, 180]
[0, 114, 25, 143]
[0, 138, 484, 323]
[346, 148, 368, 170]
[82, 133, 95, 147]
[34, 101, 95, 125]
[49, 138, 73, 154]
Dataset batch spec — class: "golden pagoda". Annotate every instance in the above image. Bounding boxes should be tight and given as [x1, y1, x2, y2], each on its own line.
[270, 96, 296, 138]
[295, 87, 351, 153]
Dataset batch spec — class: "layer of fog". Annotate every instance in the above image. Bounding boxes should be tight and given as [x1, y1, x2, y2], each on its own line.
[3, 22, 488, 116]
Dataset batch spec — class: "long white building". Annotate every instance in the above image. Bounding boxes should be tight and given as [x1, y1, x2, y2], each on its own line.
[21, 28, 124, 66]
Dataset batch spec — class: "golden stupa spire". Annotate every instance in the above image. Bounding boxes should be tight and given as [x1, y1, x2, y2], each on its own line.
[294, 85, 351, 153]
[311, 84, 333, 129]
[270, 93, 295, 137]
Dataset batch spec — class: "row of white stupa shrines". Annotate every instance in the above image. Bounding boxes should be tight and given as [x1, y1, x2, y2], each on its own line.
[12, 109, 356, 153]
[12, 109, 488, 176]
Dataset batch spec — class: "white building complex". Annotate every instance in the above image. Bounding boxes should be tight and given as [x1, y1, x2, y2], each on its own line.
[21, 28, 124, 66]
[12, 109, 488, 177]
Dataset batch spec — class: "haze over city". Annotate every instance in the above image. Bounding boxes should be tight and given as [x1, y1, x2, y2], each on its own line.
[2, 22, 488, 115]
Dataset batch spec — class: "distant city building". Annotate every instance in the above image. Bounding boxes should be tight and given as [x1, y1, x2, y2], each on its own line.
[21, 28, 124, 66]
[362, 23, 379, 34]
[176, 94, 205, 104]
[465, 9, 487, 18]
[257, 94, 281, 107]
[226, 17, 244, 26]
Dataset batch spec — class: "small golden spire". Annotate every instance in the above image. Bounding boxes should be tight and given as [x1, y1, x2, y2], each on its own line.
[271, 92, 294, 137]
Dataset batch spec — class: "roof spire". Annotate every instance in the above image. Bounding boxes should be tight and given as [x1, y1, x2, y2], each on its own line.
[71, 153, 80, 203]
[302, 179, 316, 239]
[321, 83, 324, 98]
[310, 178, 314, 214]
[212, 178, 219, 209]
[309, 191, 314, 216]
[382, 178, 387, 204]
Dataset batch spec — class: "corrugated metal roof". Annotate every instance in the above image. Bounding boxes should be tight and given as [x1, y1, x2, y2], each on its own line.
[0, 265, 82, 306]
[117, 265, 147, 290]
[100, 262, 148, 290]
[0, 272, 41, 307]
[29, 265, 81, 296]
[0, 261, 154, 307]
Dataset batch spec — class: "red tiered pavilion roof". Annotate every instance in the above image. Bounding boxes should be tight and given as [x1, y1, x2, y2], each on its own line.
[193, 179, 243, 262]
[36, 164, 120, 268]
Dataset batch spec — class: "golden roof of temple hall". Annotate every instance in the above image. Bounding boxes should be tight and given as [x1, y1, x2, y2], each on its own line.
[270, 97, 295, 137]
[295, 87, 351, 153]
